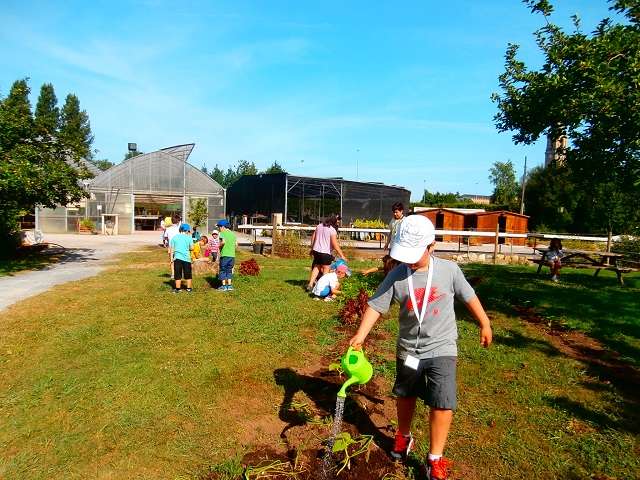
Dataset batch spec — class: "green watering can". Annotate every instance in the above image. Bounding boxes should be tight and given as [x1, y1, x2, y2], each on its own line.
[337, 346, 373, 398]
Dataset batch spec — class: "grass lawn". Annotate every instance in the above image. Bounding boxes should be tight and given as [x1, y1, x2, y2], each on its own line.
[0, 248, 638, 479]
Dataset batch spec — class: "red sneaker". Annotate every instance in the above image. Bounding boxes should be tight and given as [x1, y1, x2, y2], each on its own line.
[427, 456, 451, 480]
[390, 431, 414, 460]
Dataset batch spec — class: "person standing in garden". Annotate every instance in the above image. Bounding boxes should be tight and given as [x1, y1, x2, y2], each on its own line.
[170, 223, 194, 293]
[165, 214, 181, 279]
[306, 214, 347, 292]
[348, 214, 492, 480]
[217, 220, 236, 291]
[384, 202, 405, 251]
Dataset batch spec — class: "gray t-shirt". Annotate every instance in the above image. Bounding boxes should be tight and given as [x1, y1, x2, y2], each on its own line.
[368, 257, 476, 360]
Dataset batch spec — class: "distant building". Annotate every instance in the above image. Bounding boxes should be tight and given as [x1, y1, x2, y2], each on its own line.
[545, 133, 568, 167]
[460, 194, 491, 205]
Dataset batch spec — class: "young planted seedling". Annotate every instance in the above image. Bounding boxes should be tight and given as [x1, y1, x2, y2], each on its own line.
[331, 432, 374, 475]
[242, 458, 306, 479]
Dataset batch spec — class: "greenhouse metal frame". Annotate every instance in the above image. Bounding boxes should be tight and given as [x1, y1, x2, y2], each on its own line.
[226, 173, 410, 224]
[36, 144, 225, 234]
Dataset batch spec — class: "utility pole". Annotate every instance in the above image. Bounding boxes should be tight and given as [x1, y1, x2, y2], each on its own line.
[519, 156, 527, 215]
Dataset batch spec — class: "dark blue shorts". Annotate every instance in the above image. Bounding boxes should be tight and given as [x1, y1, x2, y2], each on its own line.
[393, 356, 457, 410]
[219, 256, 235, 281]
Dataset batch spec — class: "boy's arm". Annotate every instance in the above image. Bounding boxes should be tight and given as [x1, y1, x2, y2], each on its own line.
[465, 296, 492, 347]
[349, 306, 382, 347]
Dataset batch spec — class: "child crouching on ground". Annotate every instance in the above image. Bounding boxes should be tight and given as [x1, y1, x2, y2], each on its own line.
[312, 263, 351, 301]
[348, 215, 492, 480]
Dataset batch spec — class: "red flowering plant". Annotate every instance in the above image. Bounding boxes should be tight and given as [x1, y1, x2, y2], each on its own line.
[239, 258, 261, 276]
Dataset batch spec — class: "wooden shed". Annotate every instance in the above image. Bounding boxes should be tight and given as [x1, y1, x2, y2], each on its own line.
[473, 211, 529, 246]
[416, 208, 470, 242]
[415, 208, 529, 246]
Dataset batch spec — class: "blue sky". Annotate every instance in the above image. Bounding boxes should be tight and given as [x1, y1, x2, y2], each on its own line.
[0, 0, 616, 200]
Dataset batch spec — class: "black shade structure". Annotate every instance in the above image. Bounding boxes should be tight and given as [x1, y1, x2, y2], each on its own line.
[227, 173, 410, 224]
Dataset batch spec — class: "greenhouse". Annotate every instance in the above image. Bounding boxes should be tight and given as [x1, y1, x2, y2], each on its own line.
[36, 144, 225, 234]
[226, 173, 410, 224]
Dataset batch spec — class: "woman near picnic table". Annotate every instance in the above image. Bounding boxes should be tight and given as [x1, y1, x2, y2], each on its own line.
[545, 238, 564, 282]
[306, 214, 346, 291]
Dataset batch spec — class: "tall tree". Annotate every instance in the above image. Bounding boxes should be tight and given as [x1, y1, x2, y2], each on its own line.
[92, 159, 114, 171]
[262, 160, 286, 174]
[492, 0, 640, 234]
[59, 94, 94, 160]
[209, 164, 225, 187]
[489, 160, 519, 207]
[34, 83, 59, 137]
[221, 160, 258, 187]
[0, 79, 88, 247]
[0, 79, 33, 148]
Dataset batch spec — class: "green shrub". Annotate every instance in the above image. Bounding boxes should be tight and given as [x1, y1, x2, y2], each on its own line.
[612, 235, 640, 265]
[352, 218, 385, 229]
[272, 231, 307, 258]
[79, 218, 96, 230]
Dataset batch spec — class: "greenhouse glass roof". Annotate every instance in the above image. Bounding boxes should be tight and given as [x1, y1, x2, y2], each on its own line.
[90, 144, 223, 195]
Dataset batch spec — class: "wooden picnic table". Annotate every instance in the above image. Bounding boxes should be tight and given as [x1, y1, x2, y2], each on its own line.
[532, 248, 635, 285]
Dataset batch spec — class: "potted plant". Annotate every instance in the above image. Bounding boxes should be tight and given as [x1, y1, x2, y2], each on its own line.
[78, 218, 96, 234]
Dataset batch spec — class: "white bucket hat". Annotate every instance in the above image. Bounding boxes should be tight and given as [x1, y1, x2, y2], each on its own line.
[390, 215, 436, 264]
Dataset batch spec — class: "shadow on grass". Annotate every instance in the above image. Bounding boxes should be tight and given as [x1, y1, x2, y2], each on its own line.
[545, 395, 638, 434]
[203, 276, 223, 289]
[285, 279, 308, 291]
[463, 263, 640, 435]
[0, 247, 99, 277]
[493, 329, 560, 358]
[273, 368, 392, 461]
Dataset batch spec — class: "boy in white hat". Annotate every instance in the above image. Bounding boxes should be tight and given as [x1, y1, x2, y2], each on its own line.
[349, 214, 492, 480]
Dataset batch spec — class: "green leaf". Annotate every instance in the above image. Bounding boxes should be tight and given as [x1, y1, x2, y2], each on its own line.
[332, 432, 353, 452]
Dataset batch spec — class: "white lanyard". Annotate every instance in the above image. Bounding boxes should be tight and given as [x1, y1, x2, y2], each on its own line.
[406, 260, 434, 349]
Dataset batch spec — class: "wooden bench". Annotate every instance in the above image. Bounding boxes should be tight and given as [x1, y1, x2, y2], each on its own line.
[530, 257, 637, 285]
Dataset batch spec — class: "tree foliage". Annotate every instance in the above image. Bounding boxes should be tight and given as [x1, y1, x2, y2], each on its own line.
[0, 78, 91, 246]
[210, 160, 259, 188]
[493, 0, 640, 234]
[92, 159, 115, 171]
[209, 164, 225, 187]
[421, 190, 462, 205]
[489, 160, 520, 208]
[262, 160, 286, 174]
[34, 83, 59, 137]
[59, 94, 94, 161]
[187, 198, 208, 229]
[123, 150, 143, 161]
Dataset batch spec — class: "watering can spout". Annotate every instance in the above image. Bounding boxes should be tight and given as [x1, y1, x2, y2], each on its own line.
[337, 346, 373, 398]
[337, 377, 359, 398]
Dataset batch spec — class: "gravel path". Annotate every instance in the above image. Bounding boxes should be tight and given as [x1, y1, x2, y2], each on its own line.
[0, 232, 160, 312]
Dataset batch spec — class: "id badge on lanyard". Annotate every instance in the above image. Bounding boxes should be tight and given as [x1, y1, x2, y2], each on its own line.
[403, 261, 434, 370]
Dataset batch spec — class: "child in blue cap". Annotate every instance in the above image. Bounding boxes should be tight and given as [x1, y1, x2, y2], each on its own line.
[216, 219, 237, 291]
[170, 223, 194, 292]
